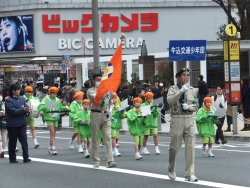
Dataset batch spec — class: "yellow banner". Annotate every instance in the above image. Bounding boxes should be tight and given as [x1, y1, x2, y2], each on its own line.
[5, 67, 13, 72]
[229, 40, 240, 60]
[223, 41, 228, 60]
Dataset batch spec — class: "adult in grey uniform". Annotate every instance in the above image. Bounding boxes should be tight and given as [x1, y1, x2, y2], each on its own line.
[167, 68, 198, 182]
[87, 73, 116, 168]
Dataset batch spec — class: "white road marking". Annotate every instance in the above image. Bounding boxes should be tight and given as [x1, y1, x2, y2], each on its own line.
[29, 136, 250, 153]
[7, 155, 248, 188]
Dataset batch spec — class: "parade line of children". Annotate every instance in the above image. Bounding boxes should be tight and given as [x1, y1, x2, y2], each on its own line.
[1, 87, 224, 161]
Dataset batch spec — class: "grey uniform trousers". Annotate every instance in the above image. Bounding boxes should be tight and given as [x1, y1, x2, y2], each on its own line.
[168, 116, 195, 177]
[91, 112, 114, 166]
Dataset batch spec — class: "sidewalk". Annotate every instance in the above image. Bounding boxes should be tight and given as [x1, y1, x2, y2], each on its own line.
[35, 114, 250, 142]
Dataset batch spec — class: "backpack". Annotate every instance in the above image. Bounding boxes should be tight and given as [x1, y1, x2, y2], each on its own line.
[63, 88, 70, 103]
[145, 85, 152, 92]
[68, 88, 79, 103]
[214, 94, 227, 102]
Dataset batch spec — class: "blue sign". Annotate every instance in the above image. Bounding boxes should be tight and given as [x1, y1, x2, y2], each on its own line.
[61, 63, 66, 70]
[169, 40, 206, 61]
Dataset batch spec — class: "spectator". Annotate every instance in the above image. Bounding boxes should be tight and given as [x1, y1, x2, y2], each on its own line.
[152, 80, 161, 99]
[5, 84, 31, 163]
[20, 84, 25, 96]
[143, 79, 151, 92]
[138, 87, 146, 103]
[120, 82, 130, 101]
[81, 81, 90, 100]
[241, 76, 250, 131]
[198, 75, 209, 108]
[211, 85, 227, 144]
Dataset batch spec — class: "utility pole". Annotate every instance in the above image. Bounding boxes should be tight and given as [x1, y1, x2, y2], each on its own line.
[92, 0, 100, 74]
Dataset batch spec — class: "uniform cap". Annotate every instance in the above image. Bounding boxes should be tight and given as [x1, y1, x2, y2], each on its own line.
[74, 91, 84, 99]
[203, 97, 212, 103]
[175, 68, 190, 78]
[112, 93, 118, 99]
[49, 87, 59, 93]
[82, 99, 90, 104]
[25, 86, 33, 92]
[93, 73, 102, 79]
[144, 92, 154, 99]
[133, 97, 142, 104]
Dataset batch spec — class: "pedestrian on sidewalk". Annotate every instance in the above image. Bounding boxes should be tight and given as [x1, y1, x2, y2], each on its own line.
[211, 86, 227, 144]
[198, 75, 209, 108]
[127, 97, 144, 160]
[167, 68, 199, 182]
[241, 76, 250, 131]
[0, 89, 6, 158]
[196, 97, 218, 157]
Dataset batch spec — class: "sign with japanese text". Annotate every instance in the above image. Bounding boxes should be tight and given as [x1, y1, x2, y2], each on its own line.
[169, 40, 206, 61]
[229, 40, 240, 60]
[224, 62, 229, 81]
[42, 13, 158, 33]
[223, 41, 228, 60]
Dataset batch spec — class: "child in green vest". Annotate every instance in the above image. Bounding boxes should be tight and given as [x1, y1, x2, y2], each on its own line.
[127, 97, 144, 160]
[73, 99, 91, 158]
[111, 93, 125, 157]
[141, 92, 161, 155]
[196, 97, 219, 157]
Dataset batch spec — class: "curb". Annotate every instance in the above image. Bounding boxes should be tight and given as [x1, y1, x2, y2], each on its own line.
[35, 126, 250, 142]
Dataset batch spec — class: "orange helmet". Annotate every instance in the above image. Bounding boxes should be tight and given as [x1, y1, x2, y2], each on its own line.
[25, 86, 33, 92]
[112, 93, 118, 99]
[82, 99, 90, 104]
[49, 87, 59, 93]
[74, 91, 84, 99]
[133, 97, 142, 104]
[144, 92, 154, 99]
[203, 97, 212, 103]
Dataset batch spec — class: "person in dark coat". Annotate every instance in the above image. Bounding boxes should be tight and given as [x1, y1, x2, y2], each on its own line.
[5, 83, 31, 163]
[198, 75, 209, 108]
[81, 81, 90, 100]
[241, 76, 250, 130]
[120, 82, 130, 101]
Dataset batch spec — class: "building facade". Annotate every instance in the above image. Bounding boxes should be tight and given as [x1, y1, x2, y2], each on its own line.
[0, 0, 228, 87]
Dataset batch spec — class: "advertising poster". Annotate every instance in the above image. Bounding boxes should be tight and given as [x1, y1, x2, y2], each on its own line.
[230, 62, 240, 81]
[224, 83, 230, 103]
[0, 15, 35, 52]
[231, 83, 241, 103]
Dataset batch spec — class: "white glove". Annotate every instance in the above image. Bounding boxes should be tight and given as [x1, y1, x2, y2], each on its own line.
[182, 103, 189, 110]
[180, 84, 189, 93]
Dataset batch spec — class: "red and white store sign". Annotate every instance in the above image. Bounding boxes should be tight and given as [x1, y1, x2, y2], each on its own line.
[42, 13, 158, 50]
[42, 13, 158, 33]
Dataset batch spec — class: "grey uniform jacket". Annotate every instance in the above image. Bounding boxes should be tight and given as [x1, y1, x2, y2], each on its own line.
[87, 87, 112, 113]
[167, 85, 198, 115]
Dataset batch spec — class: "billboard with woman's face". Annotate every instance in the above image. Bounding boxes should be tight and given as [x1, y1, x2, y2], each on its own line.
[0, 15, 34, 52]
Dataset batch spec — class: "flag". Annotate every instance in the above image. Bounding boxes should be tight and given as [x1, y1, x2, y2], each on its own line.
[94, 43, 122, 105]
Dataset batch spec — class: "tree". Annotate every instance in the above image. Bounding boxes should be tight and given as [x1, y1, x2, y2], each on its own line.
[156, 60, 172, 86]
[213, 0, 250, 39]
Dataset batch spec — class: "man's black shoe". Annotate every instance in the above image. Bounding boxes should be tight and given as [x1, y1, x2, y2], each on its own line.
[23, 158, 31, 163]
[10, 160, 18, 163]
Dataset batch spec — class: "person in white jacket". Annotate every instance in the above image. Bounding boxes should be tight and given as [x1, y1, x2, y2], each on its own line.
[211, 86, 227, 144]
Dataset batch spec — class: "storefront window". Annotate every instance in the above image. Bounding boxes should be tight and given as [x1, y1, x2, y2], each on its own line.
[207, 58, 224, 88]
